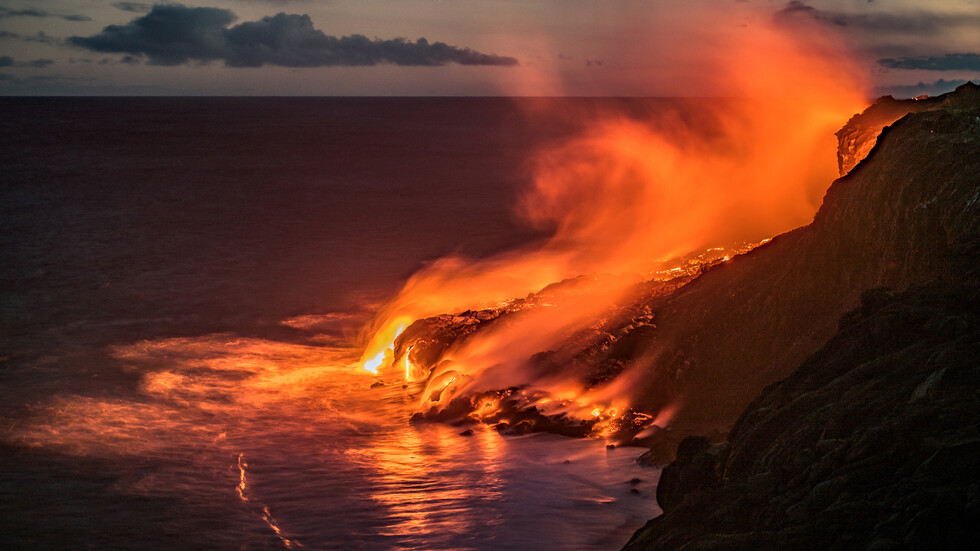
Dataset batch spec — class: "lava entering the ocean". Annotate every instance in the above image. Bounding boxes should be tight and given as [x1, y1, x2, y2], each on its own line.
[358, 9, 868, 438]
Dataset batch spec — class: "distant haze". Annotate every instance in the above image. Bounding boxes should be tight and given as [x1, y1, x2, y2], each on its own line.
[0, 1, 978, 96]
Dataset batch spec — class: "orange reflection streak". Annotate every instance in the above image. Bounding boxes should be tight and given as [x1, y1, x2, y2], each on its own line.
[237, 452, 303, 548]
[262, 506, 302, 549]
[237, 453, 249, 502]
[360, 13, 868, 425]
[349, 423, 504, 542]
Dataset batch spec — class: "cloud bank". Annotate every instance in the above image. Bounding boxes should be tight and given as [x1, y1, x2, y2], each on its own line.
[775, 0, 980, 35]
[0, 55, 54, 68]
[878, 53, 980, 72]
[0, 6, 90, 22]
[69, 4, 519, 68]
[111, 2, 153, 13]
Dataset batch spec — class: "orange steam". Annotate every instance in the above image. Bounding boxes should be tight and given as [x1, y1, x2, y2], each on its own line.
[359, 12, 868, 425]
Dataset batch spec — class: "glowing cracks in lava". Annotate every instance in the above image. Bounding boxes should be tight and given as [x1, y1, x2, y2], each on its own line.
[404, 344, 416, 380]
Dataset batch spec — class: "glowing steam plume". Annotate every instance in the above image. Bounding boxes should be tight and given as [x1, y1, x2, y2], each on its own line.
[359, 12, 868, 421]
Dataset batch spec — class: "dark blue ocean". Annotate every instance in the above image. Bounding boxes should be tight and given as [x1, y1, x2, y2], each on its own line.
[0, 98, 661, 550]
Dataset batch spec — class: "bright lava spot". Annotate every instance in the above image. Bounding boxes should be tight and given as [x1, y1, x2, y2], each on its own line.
[363, 350, 385, 374]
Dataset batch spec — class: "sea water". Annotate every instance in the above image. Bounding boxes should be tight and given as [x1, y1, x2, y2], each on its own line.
[0, 98, 660, 550]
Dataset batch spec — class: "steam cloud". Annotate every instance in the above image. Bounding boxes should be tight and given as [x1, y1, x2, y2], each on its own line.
[69, 4, 519, 67]
[360, 9, 870, 418]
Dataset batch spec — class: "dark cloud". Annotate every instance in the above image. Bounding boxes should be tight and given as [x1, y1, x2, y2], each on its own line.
[0, 73, 98, 94]
[0, 7, 47, 18]
[69, 4, 519, 68]
[774, 1, 980, 33]
[23, 58, 54, 68]
[0, 55, 55, 68]
[875, 79, 972, 99]
[24, 31, 60, 45]
[0, 6, 91, 22]
[112, 2, 153, 13]
[775, 1, 846, 26]
[878, 53, 980, 72]
[71, 5, 234, 65]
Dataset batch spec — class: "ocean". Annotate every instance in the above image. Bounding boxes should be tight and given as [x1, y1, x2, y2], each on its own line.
[0, 98, 660, 550]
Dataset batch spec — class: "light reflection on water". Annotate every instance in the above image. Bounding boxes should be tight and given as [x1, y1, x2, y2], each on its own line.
[5, 335, 660, 550]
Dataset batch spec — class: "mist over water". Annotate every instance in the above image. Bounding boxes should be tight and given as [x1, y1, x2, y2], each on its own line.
[1, 98, 662, 550]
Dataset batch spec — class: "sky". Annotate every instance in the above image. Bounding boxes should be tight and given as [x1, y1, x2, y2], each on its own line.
[0, 0, 977, 96]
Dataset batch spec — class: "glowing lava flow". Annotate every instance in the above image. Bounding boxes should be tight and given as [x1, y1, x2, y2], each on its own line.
[360, 319, 410, 374]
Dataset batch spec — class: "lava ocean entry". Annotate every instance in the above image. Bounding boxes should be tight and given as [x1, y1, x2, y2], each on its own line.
[357, 12, 868, 442]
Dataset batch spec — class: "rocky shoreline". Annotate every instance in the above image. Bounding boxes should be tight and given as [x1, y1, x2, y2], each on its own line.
[624, 86, 980, 549]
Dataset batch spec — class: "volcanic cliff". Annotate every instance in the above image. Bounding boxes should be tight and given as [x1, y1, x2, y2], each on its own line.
[395, 83, 979, 455]
[622, 82, 980, 452]
[622, 86, 980, 549]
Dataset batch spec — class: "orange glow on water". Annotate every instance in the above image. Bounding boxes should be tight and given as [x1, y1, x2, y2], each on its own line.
[0, 330, 661, 548]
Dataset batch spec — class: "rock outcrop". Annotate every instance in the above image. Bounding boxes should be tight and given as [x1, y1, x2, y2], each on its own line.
[623, 280, 980, 550]
[835, 81, 980, 175]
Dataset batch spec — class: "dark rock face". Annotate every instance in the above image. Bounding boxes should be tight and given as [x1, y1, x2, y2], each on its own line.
[627, 87, 980, 447]
[623, 281, 980, 550]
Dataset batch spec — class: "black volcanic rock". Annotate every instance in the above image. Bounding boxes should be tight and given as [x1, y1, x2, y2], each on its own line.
[623, 281, 980, 550]
[626, 89, 980, 448]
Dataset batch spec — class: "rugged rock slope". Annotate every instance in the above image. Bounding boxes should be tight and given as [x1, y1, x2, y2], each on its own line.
[836, 82, 980, 175]
[623, 93, 980, 549]
[623, 281, 980, 550]
[629, 85, 980, 448]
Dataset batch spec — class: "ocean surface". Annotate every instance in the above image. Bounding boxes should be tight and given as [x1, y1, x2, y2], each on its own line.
[0, 98, 661, 550]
